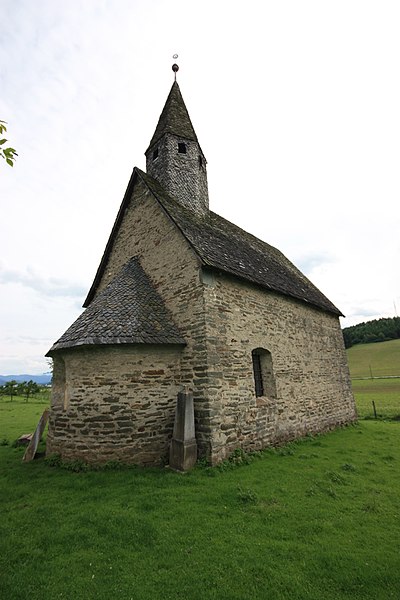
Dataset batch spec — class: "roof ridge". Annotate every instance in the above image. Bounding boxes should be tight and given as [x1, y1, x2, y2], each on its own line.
[137, 170, 342, 316]
[84, 167, 342, 317]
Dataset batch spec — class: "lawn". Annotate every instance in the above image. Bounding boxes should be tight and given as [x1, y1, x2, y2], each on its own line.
[1, 397, 399, 600]
[0, 394, 49, 442]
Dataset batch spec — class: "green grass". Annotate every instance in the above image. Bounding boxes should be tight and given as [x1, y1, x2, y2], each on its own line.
[346, 338, 400, 419]
[352, 378, 400, 419]
[1, 398, 400, 599]
[0, 394, 49, 442]
[347, 338, 400, 378]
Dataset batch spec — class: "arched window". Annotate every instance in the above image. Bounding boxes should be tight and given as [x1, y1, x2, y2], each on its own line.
[252, 348, 276, 399]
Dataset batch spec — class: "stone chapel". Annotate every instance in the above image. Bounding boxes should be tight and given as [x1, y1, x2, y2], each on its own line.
[46, 71, 356, 466]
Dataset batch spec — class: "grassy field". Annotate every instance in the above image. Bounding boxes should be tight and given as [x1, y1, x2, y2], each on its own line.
[1, 397, 400, 600]
[347, 338, 400, 378]
[0, 395, 49, 441]
[352, 378, 400, 419]
[346, 339, 400, 419]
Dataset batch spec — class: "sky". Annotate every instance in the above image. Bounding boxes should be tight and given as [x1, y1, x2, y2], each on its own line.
[1, 0, 399, 375]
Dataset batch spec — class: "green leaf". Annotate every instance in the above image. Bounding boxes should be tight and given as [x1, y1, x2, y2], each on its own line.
[0, 139, 7, 145]
[6, 158, 14, 166]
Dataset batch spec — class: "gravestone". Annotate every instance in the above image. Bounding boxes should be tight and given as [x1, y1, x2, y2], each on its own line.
[169, 390, 197, 471]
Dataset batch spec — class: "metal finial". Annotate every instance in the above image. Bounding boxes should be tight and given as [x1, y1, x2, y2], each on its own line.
[172, 54, 179, 81]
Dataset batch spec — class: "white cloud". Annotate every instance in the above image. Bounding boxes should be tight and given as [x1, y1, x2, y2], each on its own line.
[0, 265, 86, 298]
[1, 0, 399, 372]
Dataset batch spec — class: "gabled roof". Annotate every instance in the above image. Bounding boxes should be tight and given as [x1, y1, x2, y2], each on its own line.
[47, 257, 185, 354]
[146, 81, 198, 153]
[84, 168, 342, 316]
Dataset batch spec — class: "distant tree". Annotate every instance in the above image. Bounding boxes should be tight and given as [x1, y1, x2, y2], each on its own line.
[343, 316, 400, 348]
[0, 120, 18, 167]
[16, 382, 25, 398]
[3, 380, 18, 401]
[19, 380, 40, 402]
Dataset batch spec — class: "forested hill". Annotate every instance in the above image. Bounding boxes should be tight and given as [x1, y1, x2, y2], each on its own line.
[342, 316, 400, 348]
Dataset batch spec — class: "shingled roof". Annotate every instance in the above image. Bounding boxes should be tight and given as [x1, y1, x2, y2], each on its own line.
[146, 81, 198, 153]
[84, 168, 342, 316]
[47, 257, 185, 354]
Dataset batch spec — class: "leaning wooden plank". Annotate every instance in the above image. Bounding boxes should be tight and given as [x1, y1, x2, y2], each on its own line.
[22, 409, 49, 462]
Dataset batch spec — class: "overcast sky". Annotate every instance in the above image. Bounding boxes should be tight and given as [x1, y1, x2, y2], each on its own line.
[1, 0, 399, 375]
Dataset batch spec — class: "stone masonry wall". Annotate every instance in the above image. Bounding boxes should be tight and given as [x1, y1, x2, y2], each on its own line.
[146, 133, 209, 217]
[201, 270, 356, 464]
[49, 179, 212, 460]
[47, 345, 182, 465]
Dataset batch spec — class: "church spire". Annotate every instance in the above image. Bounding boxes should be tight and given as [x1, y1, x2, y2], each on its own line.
[146, 81, 198, 153]
[145, 74, 209, 217]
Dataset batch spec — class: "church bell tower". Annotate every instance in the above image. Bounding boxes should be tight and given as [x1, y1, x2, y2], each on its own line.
[145, 65, 209, 217]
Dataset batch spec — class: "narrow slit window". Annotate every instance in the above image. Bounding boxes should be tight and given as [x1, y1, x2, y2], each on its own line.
[152, 148, 159, 161]
[252, 351, 264, 397]
[251, 347, 277, 399]
[178, 142, 187, 154]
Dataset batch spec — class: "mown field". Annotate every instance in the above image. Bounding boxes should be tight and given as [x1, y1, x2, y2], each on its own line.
[346, 338, 400, 419]
[347, 338, 400, 378]
[1, 393, 399, 600]
[352, 378, 400, 419]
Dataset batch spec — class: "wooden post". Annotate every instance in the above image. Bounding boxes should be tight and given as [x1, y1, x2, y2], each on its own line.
[372, 400, 377, 419]
[23, 409, 49, 462]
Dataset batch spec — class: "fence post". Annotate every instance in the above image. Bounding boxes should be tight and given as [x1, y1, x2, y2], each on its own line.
[372, 400, 377, 419]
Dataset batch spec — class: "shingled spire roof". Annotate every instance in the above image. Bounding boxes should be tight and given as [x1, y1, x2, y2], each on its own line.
[47, 257, 185, 354]
[146, 81, 198, 152]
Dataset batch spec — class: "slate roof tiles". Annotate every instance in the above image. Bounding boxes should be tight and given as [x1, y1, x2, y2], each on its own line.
[139, 170, 342, 316]
[83, 168, 342, 317]
[146, 81, 198, 153]
[47, 257, 185, 354]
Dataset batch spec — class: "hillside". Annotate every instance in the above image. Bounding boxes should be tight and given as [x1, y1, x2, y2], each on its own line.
[0, 374, 51, 385]
[343, 316, 400, 348]
[346, 338, 400, 379]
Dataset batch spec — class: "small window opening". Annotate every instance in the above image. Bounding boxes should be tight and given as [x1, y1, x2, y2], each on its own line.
[199, 155, 203, 167]
[252, 351, 264, 397]
[152, 148, 159, 161]
[252, 348, 277, 399]
[178, 142, 187, 154]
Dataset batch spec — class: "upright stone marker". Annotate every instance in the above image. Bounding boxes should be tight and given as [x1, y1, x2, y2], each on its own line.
[169, 390, 197, 471]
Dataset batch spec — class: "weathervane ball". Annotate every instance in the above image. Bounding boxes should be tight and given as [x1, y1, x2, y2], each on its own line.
[172, 63, 179, 73]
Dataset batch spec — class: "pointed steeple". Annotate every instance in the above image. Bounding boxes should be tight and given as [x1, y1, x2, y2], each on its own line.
[145, 81, 209, 217]
[146, 82, 198, 152]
